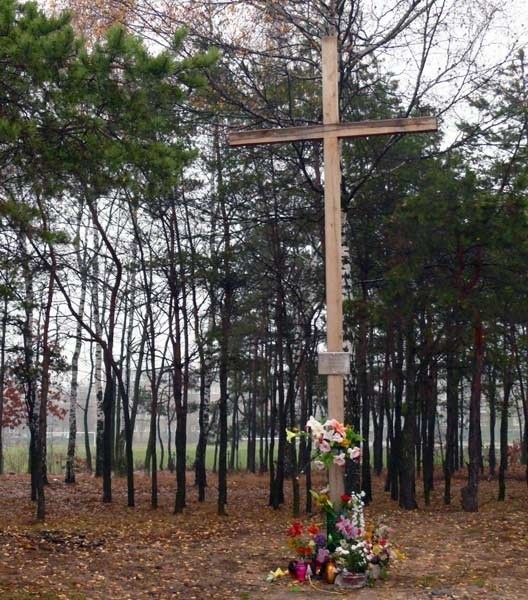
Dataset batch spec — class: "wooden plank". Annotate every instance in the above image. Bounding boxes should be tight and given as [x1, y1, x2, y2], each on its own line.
[228, 116, 438, 146]
[322, 36, 339, 125]
[322, 36, 345, 503]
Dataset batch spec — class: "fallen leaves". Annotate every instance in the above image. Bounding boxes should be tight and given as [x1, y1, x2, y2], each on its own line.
[0, 470, 526, 599]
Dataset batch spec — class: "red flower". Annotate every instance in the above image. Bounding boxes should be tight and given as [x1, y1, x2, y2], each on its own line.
[307, 524, 320, 536]
[288, 522, 303, 537]
[380, 539, 387, 546]
[340, 494, 351, 503]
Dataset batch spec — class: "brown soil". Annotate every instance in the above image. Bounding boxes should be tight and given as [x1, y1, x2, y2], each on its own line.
[0, 468, 526, 599]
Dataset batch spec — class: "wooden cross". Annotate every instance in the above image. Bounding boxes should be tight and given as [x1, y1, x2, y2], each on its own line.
[228, 36, 438, 502]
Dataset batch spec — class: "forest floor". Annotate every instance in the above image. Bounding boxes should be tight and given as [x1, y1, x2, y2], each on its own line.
[0, 468, 527, 600]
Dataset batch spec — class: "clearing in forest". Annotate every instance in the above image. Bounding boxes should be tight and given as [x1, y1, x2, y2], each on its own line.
[0, 470, 526, 599]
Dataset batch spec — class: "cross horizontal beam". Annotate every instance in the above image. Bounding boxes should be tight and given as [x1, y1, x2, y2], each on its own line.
[228, 116, 438, 147]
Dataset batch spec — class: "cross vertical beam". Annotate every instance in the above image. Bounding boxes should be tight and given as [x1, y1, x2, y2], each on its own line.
[227, 35, 438, 505]
[322, 36, 345, 501]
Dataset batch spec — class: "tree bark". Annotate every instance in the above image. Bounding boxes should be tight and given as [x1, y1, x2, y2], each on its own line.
[444, 348, 459, 504]
[358, 290, 372, 503]
[498, 369, 512, 501]
[65, 205, 88, 484]
[461, 316, 484, 512]
[0, 295, 7, 475]
[36, 266, 55, 520]
[92, 225, 104, 478]
[399, 320, 418, 510]
[486, 364, 497, 477]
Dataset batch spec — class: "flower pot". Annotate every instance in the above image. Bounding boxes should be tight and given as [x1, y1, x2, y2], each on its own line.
[294, 562, 307, 582]
[335, 570, 368, 589]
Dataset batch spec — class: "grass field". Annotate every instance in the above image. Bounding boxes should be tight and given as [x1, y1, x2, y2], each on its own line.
[2, 440, 252, 475]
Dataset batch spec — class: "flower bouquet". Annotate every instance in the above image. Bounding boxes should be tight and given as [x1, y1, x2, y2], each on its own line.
[286, 522, 328, 581]
[283, 417, 403, 588]
[286, 415, 362, 469]
[285, 491, 403, 587]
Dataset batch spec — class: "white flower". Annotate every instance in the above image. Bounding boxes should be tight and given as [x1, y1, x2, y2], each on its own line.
[306, 416, 325, 438]
[314, 460, 326, 471]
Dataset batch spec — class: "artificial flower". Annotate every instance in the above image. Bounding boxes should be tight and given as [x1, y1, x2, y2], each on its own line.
[348, 446, 361, 460]
[306, 415, 325, 437]
[333, 452, 346, 466]
[325, 418, 347, 437]
[319, 439, 331, 454]
[286, 429, 298, 443]
[287, 522, 303, 537]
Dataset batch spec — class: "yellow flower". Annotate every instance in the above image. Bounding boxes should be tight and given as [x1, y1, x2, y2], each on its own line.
[286, 430, 298, 443]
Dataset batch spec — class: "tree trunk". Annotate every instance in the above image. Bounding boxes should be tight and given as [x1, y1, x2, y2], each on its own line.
[486, 364, 497, 477]
[247, 338, 259, 473]
[21, 237, 37, 501]
[92, 227, 104, 478]
[0, 295, 7, 475]
[217, 284, 231, 515]
[270, 290, 287, 509]
[131, 209, 159, 509]
[36, 267, 55, 520]
[444, 348, 459, 504]
[373, 342, 388, 477]
[459, 379, 465, 470]
[84, 341, 94, 473]
[399, 321, 418, 510]
[422, 361, 437, 506]
[65, 208, 88, 484]
[389, 325, 404, 501]
[268, 352, 277, 505]
[358, 291, 372, 503]
[260, 337, 270, 474]
[101, 358, 114, 503]
[461, 316, 484, 512]
[498, 370, 512, 501]
[511, 325, 528, 484]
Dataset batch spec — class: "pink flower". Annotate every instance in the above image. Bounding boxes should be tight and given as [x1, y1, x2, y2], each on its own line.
[319, 439, 331, 454]
[347, 447, 361, 461]
[335, 515, 359, 539]
[325, 419, 346, 437]
[333, 452, 346, 466]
